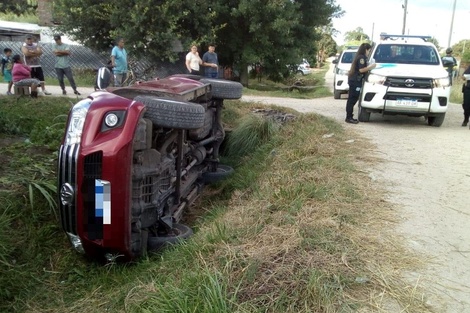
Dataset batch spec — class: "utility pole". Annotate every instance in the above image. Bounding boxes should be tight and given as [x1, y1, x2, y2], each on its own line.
[402, 0, 408, 35]
[371, 22, 375, 43]
[447, 0, 457, 48]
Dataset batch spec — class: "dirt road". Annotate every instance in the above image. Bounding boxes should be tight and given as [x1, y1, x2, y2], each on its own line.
[242, 63, 470, 312]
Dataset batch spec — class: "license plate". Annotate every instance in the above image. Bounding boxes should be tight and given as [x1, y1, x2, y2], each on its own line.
[396, 98, 418, 106]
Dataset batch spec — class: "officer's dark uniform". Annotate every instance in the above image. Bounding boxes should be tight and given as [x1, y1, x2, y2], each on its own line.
[346, 54, 368, 122]
[442, 48, 457, 86]
[462, 66, 470, 127]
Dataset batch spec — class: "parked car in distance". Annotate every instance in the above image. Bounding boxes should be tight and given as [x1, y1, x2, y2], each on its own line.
[358, 34, 450, 127]
[332, 48, 357, 99]
[296, 59, 311, 75]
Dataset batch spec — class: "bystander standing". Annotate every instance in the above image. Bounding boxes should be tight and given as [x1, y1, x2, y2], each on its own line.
[53, 35, 81, 95]
[185, 45, 203, 75]
[1, 48, 13, 95]
[21, 34, 51, 95]
[202, 44, 219, 78]
[111, 37, 128, 86]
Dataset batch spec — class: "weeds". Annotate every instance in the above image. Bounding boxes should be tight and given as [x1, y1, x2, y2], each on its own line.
[225, 113, 280, 160]
[29, 180, 57, 217]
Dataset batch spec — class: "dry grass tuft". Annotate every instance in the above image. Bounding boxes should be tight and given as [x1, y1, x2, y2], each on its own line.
[189, 108, 436, 312]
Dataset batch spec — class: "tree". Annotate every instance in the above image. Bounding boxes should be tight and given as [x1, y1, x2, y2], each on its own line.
[54, 0, 342, 85]
[0, 0, 37, 15]
[315, 23, 339, 67]
[344, 27, 369, 42]
[426, 37, 440, 50]
[451, 39, 470, 58]
[211, 0, 342, 84]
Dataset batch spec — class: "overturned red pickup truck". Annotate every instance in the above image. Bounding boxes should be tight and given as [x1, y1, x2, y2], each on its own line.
[58, 74, 243, 261]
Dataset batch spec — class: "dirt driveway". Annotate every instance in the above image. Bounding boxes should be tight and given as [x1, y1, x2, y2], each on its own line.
[242, 63, 470, 312]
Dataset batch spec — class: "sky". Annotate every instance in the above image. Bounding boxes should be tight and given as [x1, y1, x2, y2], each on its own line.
[332, 0, 470, 48]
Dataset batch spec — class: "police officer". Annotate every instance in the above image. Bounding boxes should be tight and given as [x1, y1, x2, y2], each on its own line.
[461, 66, 470, 127]
[442, 48, 457, 85]
[345, 43, 376, 124]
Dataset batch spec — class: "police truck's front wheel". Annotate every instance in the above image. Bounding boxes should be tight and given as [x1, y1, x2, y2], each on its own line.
[358, 104, 370, 122]
[427, 113, 445, 127]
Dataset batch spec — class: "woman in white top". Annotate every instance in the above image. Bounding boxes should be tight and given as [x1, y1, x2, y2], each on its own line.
[185, 45, 203, 75]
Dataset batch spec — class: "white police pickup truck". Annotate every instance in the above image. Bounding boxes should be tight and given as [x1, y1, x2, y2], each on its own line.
[358, 35, 451, 127]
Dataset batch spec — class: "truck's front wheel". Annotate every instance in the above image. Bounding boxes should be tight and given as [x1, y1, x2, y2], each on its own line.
[427, 113, 445, 127]
[147, 223, 193, 250]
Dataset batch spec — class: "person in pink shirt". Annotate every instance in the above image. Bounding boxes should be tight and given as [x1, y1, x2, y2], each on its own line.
[11, 54, 41, 98]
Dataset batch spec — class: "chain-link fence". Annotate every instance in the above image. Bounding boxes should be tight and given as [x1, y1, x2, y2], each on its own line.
[0, 41, 187, 79]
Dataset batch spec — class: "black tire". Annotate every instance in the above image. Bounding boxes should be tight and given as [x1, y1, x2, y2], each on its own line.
[147, 223, 193, 250]
[203, 164, 234, 184]
[171, 74, 203, 81]
[358, 104, 370, 122]
[427, 113, 445, 127]
[334, 89, 341, 99]
[200, 78, 243, 99]
[135, 96, 205, 129]
[189, 109, 214, 140]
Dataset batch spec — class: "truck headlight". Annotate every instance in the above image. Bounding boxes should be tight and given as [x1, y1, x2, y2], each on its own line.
[65, 99, 92, 146]
[336, 68, 349, 75]
[66, 232, 85, 254]
[367, 73, 386, 85]
[434, 76, 450, 88]
[104, 113, 119, 127]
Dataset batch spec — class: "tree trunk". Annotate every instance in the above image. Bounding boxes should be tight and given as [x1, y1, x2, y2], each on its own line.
[37, 0, 54, 26]
[239, 62, 249, 87]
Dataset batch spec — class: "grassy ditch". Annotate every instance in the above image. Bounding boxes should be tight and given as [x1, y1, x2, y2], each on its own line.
[0, 95, 436, 312]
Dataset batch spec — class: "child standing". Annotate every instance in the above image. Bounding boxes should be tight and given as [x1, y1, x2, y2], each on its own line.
[1, 48, 13, 95]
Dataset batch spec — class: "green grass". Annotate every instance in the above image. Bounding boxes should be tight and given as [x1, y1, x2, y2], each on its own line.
[0, 92, 435, 312]
[450, 80, 464, 104]
[44, 68, 97, 88]
[244, 68, 331, 99]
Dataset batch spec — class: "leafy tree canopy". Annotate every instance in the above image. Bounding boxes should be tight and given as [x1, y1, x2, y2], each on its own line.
[54, 0, 342, 83]
[0, 0, 37, 15]
[344, 27, 369, 42]
[451, 39, 470, 61]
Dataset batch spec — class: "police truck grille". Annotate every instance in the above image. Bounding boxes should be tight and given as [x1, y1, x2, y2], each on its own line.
[385, 77, 433, 88]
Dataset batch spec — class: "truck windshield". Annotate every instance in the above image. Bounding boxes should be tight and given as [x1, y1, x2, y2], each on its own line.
[373, 44, 440, 65]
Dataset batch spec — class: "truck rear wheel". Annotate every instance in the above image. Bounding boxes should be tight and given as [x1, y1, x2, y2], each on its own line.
[135, 96, 205, 129]
[200, 78, 243, 99]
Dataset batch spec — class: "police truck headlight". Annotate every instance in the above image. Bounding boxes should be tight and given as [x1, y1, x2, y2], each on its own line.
[367, 73, 386, 85]
[434, 76, 450, 88]
[336, 68, 349, 75]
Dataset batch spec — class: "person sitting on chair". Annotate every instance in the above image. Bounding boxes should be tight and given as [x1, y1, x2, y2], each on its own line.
[11, 54, 41, 98]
